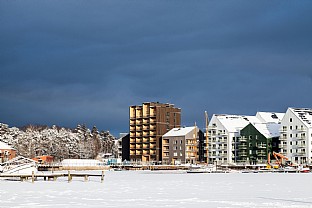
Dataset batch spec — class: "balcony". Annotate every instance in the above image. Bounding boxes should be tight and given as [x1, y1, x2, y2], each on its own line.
[150, 131, 156, 136]
[292, 152, 306, 157]
[279, 136, 287, 141]
[143, 125, 149, 131]
[143, 144, 149, 149]
[280, 128, 287, 132]
[297, 143, 306, 148]
[239, 137, 247, 142]
[136, 150, 142, 155]
[136, 121, 143, 125]
[150, 137, 157, 142]
[150, 144, 156, 149]
[238, 152, 247, 157]
[257, 144, 267, 149]
[143, 138, 149, 143]
[136, 133, 143, 137]
[257, 151, 267, 156]
[136, 144, 142, 149]
[296, 127, 305, 132]
[238, 144, 247, 149]
[130, 144, 136, 149]
[130, 139, 136, 143]
[136, 139, 143, 143]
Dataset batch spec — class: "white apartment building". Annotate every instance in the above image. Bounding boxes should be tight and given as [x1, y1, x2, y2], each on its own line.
[280, 108, 312, 165]
[208, 115, 256, 164]
[208, 112, 284, 165]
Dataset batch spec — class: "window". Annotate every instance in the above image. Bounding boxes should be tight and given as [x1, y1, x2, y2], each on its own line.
[180, 140, 183, 144]
[290, 134, 292, 138]
[290, 118, 293, 122]
[296, 126, 298, 130]
[290, 126, 292, 130]
[180, 152, 183, 157]
[173, 152, 177, 156]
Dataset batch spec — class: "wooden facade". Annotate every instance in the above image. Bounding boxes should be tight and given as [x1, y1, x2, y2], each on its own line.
[129, 102, 181, 163]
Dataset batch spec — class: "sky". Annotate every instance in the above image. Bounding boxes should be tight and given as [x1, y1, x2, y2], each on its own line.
[1, 1, 312, 136]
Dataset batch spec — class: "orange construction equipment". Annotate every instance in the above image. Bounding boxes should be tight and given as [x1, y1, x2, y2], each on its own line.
[272, 151, 290, 167]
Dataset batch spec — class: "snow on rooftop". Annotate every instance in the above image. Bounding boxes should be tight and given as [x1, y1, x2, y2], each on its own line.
[256, 112, 285, 123]
[216, 115, 259, 132]
[252, 123, 281, 138]
[0, 141, 14, 150]
[290, 108, 312, 127]
[163, 127, 196, 137]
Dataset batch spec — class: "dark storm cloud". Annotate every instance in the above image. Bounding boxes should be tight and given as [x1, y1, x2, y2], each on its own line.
[1, 0, 312, 135]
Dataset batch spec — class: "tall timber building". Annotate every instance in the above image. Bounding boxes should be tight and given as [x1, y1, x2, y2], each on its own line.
[129, 102, 181, 163]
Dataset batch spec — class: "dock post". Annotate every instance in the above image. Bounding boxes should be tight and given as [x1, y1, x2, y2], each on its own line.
[101, 170, 105, 183]
[84, 175, 88, 182]
[32, 171, 35, 183]
[68, 170, 72, 182]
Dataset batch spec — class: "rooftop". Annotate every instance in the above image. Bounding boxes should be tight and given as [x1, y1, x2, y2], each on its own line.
[290, 108, 312, 127]
[0, 141, 14, 150]
[252, 123, 281, 138]
[163, 126, 196, 137]
[256, 112, 285, 123]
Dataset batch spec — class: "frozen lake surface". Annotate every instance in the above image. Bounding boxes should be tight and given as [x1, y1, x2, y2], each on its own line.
[1, 170, 312, 208]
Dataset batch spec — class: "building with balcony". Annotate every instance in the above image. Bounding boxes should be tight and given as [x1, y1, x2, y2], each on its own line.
[239, 122, 281, 164]
[129, 102, 181, 163]
[280, 108, 312, 165]
[208, 114, 257, 165]
[162, 126, 203, 165]
[207, 112, 284, 165]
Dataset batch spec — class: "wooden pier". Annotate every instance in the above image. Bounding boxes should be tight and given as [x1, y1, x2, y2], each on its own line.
[0, 170, 105, 183]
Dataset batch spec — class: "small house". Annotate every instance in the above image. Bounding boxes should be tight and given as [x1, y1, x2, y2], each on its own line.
[0, 141, 16, 163]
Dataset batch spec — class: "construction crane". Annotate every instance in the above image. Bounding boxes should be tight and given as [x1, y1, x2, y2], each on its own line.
[205, 111, 209, 164]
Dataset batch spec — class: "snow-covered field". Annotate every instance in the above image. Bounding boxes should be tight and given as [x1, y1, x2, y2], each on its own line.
[1, 171, 312, 208]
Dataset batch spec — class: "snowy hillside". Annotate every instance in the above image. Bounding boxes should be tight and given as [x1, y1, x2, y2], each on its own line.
[0, 123, 117, 161]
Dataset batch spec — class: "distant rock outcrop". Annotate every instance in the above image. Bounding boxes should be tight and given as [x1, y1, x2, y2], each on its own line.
[0, 123, 117, 161]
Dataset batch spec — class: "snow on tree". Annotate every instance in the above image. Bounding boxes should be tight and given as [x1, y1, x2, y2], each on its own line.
[0, 123, 117, 161]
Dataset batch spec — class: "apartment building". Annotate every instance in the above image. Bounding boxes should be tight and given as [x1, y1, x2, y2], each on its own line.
[207, 112, 283, 165]
[239, 122, 280, 164]
[208, 115, 257, 164]
[129, 102, 181, 163]
[280, 108, 312, 165]
[162, 126, 203, 165]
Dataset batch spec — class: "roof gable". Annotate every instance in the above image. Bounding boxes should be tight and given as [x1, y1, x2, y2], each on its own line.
[163, 126, 196, 137]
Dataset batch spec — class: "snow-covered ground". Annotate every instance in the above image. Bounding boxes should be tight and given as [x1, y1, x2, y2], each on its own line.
[1, 171, 312, 208]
